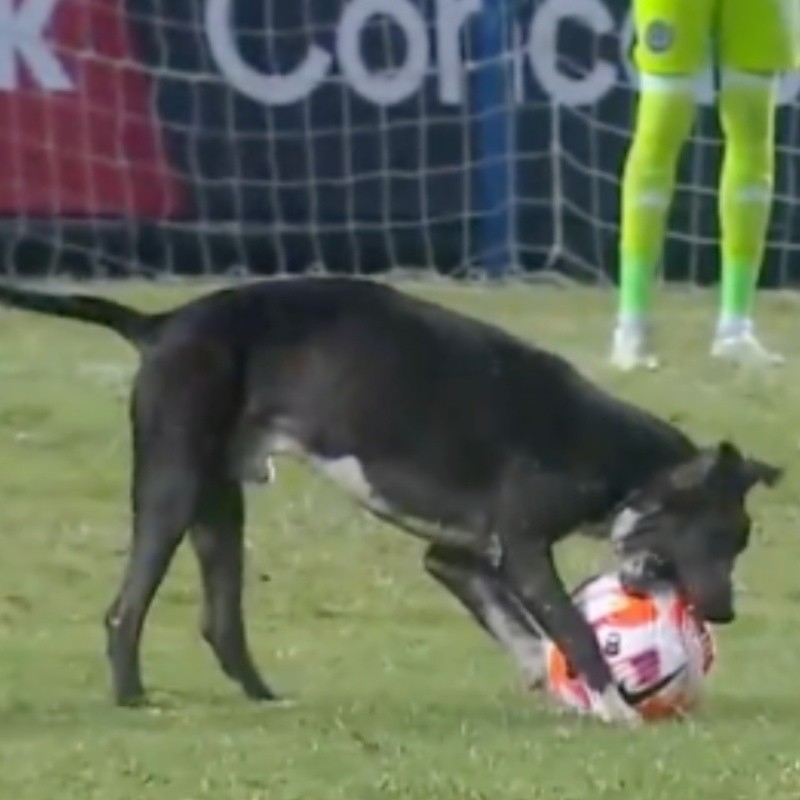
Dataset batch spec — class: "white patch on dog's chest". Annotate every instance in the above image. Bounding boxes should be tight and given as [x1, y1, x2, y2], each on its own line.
[311, 455, 376, 503]
[267, 432, 389, 511]
[263, 429, 480, 550]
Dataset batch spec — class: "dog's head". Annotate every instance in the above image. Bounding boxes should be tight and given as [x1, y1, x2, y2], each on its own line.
[612, 441, 782, 624]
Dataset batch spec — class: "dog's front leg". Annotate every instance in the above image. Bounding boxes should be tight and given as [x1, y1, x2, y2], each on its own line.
[501, 541, 639, 724]
[494, 469, 640, 725]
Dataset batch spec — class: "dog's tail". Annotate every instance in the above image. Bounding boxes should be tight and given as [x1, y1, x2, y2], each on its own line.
[0, 282, 164, 349]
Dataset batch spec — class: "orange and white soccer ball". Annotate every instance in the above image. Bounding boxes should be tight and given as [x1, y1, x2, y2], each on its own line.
[545, 573, 716, 721]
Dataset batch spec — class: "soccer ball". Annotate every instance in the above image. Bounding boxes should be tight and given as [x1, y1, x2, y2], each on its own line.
[545, 573, 716, 721]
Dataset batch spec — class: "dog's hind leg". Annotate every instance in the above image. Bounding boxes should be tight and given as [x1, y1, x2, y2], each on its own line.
[189, 480, 277, 701]
[424, 544, 546, 690]
[105, 453, 199, 706]
[105, 342, 240, 706]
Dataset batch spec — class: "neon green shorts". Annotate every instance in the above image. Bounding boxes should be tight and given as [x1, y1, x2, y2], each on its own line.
[632, 0, 800, 74]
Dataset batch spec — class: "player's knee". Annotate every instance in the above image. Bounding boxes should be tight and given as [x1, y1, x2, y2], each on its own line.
[719, 69, 777, 175]
[627, 74, 697, 164]
[719, 70, 777, 138]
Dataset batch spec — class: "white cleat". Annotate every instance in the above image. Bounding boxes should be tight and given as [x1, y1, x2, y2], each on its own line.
[609, 326, 660, 372]
[710, 325, 784, 367]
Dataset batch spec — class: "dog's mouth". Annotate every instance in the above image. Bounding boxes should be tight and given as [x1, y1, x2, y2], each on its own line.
[618, 551, 737, 624]
[618, 550, 676, 594]
[701, 607, 735, 624]
[619, 551, 736, 625]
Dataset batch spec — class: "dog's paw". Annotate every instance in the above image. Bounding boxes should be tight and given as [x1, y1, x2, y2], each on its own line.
[522, 664, 546, 692]
[515, 643, 547, 692]
[589, 685, 642, 727]
[114, 690, 149, 709]
[269, 696, 299, 710]
[241, 677, 285, 703]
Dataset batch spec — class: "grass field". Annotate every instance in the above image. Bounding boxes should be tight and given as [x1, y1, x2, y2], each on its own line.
[1, 280, 800, 800]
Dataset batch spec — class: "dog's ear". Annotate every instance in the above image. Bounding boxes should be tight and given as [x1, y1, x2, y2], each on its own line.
[713, 440, 744, 470]
[699, 441, 782, 494]
[668, 453, 715, 492]
[740, 457, 784, 492]
[668, 442, 741, 492]
[665, 441, 749, 501]
[706, 441, 783, 494]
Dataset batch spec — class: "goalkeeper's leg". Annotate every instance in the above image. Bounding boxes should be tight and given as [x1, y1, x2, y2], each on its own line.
[710, 0, 800, 365]
[711, 70, 782, 365]
[611, 78, 696, 370]
[611, 0, 712, 370]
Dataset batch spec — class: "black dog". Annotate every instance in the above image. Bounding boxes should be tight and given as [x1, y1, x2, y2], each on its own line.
[0, 277, 782, 723]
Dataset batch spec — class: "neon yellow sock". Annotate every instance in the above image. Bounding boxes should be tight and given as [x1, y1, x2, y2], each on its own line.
[620, 255, 655, 320]
[618, 80, 696, 321]
[718, 72, 777, 321]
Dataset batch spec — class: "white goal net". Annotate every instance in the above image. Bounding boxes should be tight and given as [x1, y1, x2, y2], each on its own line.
[1, 0, 799, 288]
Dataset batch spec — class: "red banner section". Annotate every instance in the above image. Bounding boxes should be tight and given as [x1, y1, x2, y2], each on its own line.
[0, 0, 184, 216]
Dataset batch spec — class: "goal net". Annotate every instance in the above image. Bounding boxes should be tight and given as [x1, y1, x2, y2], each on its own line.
[2, 0, 799, 287]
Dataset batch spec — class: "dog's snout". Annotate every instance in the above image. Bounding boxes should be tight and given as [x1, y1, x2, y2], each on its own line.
[688, 592, 735, 625]
[678, 563, 735, 625]
[702, 605, 735, 625]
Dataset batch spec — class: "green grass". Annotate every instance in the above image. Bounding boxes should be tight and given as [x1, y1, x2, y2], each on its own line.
[1, 280, 800, 800]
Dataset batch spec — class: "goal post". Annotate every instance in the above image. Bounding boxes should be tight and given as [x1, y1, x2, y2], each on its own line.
[0, 0, 799, 288]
